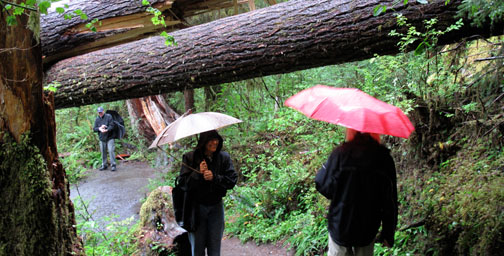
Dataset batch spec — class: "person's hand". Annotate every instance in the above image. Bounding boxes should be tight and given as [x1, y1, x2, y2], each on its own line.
[99, 125, 108, 133]
[203, 170, 214, 181]
[199, 160, 208, 173]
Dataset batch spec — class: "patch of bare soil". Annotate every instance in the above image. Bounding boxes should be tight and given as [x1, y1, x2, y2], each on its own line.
[222, 236, 294, 256]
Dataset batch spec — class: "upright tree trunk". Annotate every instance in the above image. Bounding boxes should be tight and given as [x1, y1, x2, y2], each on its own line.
[184, 89, 195, 112]
[0, 10, 81, 256]
[46, 0, 504, 109]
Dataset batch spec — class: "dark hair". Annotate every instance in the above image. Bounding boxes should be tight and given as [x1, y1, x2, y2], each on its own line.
[352, 131, 379, 144]
[195, 130, 223, 154]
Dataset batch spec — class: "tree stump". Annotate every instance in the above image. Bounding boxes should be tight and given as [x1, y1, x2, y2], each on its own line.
[136, 186, 190, 255]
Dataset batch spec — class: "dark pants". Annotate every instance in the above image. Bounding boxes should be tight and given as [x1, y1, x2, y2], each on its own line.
[188, 202, 224, 256]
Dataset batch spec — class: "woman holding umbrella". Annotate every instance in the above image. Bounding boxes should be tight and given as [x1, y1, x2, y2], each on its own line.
[285, 85, 414, 255]
[178, 130, 238, 256]
[315, 128, 397, 255]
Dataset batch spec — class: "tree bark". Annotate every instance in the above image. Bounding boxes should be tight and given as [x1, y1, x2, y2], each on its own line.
[184, 89, 195, 112]
[41, 0, 185, 65]
[0, 10, 82, 256]
[126, 95, 179, 142]
[46, 0, 504, 109]
[40, 0, 255, 65]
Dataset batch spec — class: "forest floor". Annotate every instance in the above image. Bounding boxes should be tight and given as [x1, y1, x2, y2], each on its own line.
[70, 160, 293, 256]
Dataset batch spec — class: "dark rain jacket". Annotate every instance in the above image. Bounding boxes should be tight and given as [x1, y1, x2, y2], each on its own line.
[93, 113, 115, 142]
[179, 130, 238, 205]
[315, 134, 398, 247]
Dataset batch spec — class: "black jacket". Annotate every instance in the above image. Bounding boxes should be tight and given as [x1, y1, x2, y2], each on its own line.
[179, 130, 238, 205]
[93, 113, 115, 142]
[315, 134, 398, 247]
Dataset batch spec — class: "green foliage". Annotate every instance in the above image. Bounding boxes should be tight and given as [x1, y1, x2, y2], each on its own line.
[457, 0, 504, 27]
[43, 81, 60, 92]
[389, 14, 463, 55]
[143, 3, 177, 47]
[224, 107, 344, 255]
[73, 196, 139, 255]
[428, 142, 503, 254]
[1, 1, 97, 32]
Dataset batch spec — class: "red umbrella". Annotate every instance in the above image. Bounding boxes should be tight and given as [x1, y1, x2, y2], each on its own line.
[284, 85, 414, 138]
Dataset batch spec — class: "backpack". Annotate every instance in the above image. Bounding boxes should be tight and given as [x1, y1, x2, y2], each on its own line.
[173, 152, 198, 232]
[105, 110, 126, 140]
[172, 175, 198, 232]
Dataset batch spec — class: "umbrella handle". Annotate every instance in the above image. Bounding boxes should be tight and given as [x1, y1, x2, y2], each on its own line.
[156, 145, 201, 174]
[181, 161, 201, 173]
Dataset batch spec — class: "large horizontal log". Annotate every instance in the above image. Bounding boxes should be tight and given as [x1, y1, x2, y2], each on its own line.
[41, 0, 251, 65]
[41, 0, 184, 65]
[46, 0, 504, 109]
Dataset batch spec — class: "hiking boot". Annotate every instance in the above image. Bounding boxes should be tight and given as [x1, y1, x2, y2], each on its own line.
[111, 165, 116, 172]
[99, 165, 108, 171]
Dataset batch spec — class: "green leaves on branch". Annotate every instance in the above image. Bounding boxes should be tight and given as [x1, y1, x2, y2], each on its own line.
[2, 1, 98, 32]
[457, 0, 504, 27]
[86, 18, 101, 32]
[144, 2, 177, 47]
[160, 31, 177, 46]
[389, 14, 463, 55]
[43, 81, 60, 92]
[38, 1, 51, 14]
[146, 7, 165, 26]
[373, 5, 387, 17]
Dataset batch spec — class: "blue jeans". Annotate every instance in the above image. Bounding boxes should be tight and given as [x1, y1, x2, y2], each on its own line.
[188, 202, 225, 256]
[99, 139, 115, 167]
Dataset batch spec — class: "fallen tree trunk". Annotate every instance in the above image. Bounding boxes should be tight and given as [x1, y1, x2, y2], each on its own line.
[46, 0, 504, 109]
[41, 0, 255, 65]
[41, 0, 184, 65]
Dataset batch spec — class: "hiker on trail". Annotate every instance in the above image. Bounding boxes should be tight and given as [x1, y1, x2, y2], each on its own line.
[315, 128, 398, 256]
[179, 130, 238, 256]
[93, 106, 117, 171]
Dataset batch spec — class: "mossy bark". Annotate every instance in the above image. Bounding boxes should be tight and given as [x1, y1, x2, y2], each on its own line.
[0, 8, 82, 256]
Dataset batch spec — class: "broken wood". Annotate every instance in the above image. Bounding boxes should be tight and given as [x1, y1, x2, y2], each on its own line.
[46, 0, 504, 109]
[41, 0, 186, 65]
[247, 0, 256, 11]
[41, 0, 253, 65]
[126, 95, 179, 142]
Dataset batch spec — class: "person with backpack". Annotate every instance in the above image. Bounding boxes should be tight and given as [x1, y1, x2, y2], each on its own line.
[178, 130, 238, 256]
[93, 106, 117, 171]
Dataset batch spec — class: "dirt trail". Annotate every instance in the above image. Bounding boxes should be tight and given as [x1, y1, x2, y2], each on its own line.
[70, 161, 293, 256]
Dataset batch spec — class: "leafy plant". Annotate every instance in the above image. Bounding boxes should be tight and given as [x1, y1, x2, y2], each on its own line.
[142, 0, 177, 46]
[73, 195, 139, 255]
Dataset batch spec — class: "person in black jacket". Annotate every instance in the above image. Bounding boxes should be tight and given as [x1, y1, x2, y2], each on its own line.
[93, 106, 116, 171]
[179, 130, 238, 256]
[315, 128, 398, 256]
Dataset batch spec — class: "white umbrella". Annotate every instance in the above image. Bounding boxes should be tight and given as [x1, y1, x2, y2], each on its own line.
[149, 112, 242, 149]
